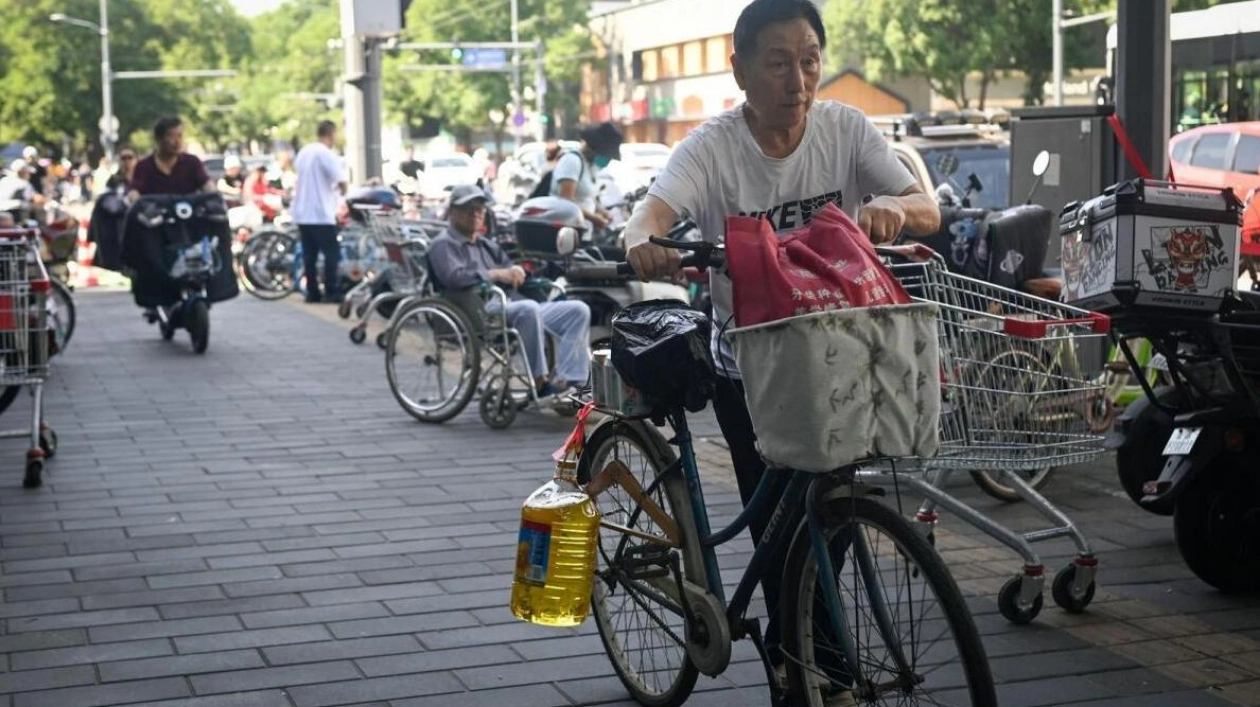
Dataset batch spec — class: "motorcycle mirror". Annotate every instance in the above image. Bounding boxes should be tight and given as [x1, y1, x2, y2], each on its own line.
[556, 226, 579, 256]
[1025, 150, 1052, 205]
[1032, 150, 1051, 177]
[935, 154, 960, 178]
[967, 173, 983, 193]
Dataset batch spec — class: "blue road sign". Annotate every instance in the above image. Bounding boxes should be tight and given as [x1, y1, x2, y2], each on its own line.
[462, 49, 508, 69]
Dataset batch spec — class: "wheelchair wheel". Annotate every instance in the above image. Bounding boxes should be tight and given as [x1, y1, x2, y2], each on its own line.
[385, 298, 480, 423]
[479, 382, 518, 429]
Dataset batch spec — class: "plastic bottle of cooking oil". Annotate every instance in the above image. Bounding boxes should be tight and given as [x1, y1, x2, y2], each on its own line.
[510, 460, 601, 627]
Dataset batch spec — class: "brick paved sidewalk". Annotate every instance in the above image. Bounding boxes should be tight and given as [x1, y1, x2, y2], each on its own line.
[0, 290, 1255, 707]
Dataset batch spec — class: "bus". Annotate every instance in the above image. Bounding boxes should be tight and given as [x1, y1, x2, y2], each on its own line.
[1105, 1, 1260, 132]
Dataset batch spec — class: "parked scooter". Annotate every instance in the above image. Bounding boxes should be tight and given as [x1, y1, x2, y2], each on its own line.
[510, 195, 691, 346]
[1067, 179, 1260, 592]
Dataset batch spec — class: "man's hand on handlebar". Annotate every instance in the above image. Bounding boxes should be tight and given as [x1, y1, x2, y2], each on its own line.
[626, 241, 682, 282]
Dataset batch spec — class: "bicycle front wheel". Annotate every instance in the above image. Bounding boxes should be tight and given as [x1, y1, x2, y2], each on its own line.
[577, 419, 702, 707]
[781, 495, 996, 707]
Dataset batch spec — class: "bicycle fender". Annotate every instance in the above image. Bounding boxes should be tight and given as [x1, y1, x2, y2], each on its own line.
[1139, 428, 1224, 509]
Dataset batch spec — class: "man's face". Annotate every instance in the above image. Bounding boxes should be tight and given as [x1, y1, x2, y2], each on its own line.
[118, 152, 136, 173]
[450, 201, 486, 236]
[732, 18, 822, 130]
[159, 126, 185, 156]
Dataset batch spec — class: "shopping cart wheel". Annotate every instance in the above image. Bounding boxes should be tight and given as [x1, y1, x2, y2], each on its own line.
[376, 332, 389, 350]
[1051, 564, 1095, 614]
[23, 458, 43, 489]
[337, 299, 353, 319]
[997, 576, 1042, 625]
[349, 327, 367, 345]
[38, 427, 57, 460]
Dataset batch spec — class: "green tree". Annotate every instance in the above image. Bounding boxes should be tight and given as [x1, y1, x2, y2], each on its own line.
[824, 0, 1005, 110]
[384, 0, 594, 151]
[0, 0, 182, 157]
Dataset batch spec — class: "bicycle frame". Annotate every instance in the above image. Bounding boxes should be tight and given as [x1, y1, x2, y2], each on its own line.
[616, 411, 913, 696]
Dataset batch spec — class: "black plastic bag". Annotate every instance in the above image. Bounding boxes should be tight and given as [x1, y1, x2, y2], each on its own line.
[611, 300, 714, 414]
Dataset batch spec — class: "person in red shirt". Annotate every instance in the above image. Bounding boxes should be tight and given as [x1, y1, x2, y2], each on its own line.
[127, 116, 214, 200]
[243, 162, 282, 221]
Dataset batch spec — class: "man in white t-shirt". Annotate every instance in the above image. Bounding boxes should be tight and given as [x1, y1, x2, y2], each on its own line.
[291, 120, 348, 303]
[621, 0, 941, 671]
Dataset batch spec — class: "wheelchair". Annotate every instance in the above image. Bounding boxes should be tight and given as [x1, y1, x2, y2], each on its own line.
[381, 260, 580, 429]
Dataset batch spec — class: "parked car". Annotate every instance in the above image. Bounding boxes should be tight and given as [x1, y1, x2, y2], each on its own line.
[1168, 122, 1260, 247]
[611, 142, 672, 190]
[870, 112, 1012, 210]
[420, 153, 478, 200]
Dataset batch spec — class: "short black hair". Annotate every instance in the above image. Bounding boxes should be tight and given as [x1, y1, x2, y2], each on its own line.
[733, 0, 826, 59]
[317, 120, 337, 139]
[153, 116, 182, 141]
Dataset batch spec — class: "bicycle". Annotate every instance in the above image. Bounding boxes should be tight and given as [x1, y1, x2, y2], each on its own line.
[572, 239, 996, 707]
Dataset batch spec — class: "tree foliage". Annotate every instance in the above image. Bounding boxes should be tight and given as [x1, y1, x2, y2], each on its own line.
[825, 0, 1247, 110]
[384, 0, 594, 145]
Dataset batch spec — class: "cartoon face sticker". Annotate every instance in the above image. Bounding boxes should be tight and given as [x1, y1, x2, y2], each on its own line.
[947, 217, 980, 268]
[1165, 227, 1208, 292]
[1061, 235, 1086, 295]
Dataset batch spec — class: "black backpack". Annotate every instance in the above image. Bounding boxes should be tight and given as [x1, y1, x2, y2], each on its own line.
[528, 149, 585, 200]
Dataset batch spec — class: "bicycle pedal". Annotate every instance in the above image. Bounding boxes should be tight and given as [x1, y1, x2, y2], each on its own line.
[622, 543, 672, 580]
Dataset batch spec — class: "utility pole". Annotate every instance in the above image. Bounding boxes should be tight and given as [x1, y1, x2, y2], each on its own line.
[534, 39, 546, 142]
[510, 0, 523, 144]
[1052, 6, 1118, 106]
[98, 0, 114, 161]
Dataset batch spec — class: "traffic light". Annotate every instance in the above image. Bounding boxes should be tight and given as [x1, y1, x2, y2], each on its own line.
[451, 47, 464, 61]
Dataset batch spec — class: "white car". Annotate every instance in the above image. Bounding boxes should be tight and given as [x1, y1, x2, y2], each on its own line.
[612, 142, 672, 189]
[420, 153, 479, 200]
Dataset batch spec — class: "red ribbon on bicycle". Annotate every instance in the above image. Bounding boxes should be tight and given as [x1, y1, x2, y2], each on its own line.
[552, 401, 598, 463]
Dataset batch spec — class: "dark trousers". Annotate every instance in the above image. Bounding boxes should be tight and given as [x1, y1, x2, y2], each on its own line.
[298, 224, 340, 301]
[712, 375, 781, 649]
[714, 376, 852, 682]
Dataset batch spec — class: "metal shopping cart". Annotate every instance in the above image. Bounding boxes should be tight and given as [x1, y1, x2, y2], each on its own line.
[858, 247, 1112, 624]
[0, 229, 58, 488]
[346, 207, 434, 348]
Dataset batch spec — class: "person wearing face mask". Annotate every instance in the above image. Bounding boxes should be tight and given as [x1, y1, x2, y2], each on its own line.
[550, 122, 622, 231]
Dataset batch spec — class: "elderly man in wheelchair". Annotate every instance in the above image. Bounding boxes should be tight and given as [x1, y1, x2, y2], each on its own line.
[427, 185, 592, 404]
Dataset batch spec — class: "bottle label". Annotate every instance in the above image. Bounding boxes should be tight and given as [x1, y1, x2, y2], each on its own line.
[515, 519, 552, 586]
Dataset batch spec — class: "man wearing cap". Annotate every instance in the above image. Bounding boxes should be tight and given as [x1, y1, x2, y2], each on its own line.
[217, 155, 245, 199]
[429, 185, 592, 399]
[551, 121, 623, 230]
[21, 147, 48, 198]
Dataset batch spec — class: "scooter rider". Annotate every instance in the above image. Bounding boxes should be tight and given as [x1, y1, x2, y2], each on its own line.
[127, 116, 215, 201]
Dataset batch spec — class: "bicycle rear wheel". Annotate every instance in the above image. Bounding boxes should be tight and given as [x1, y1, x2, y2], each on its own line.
[240, 230, 298, 300]
[577, 419, 702, 707]
[781, 494, 996, 707]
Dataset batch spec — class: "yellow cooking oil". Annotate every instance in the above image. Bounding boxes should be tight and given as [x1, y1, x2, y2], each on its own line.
[510, 461, 601, 627]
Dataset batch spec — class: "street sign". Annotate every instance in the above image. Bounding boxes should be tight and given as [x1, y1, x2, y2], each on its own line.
[461, 48, 508, 69]
[98, 114, 119, 134]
